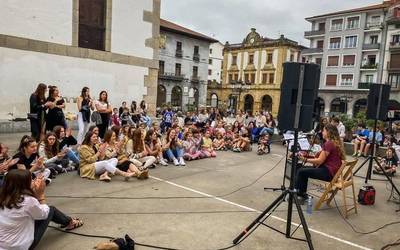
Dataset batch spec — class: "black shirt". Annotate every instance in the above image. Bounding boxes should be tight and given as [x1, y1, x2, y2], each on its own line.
[11, 152, 39, 170]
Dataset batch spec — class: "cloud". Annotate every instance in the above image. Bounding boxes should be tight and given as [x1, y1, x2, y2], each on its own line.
[161, 0, 381, 46]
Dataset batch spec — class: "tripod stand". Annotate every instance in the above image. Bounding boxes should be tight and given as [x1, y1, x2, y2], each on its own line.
[232, 64, 314, 249]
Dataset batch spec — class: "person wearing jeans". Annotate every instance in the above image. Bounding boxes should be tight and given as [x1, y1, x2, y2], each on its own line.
[163, 129, 185, 166]
[296, 124, 345, 202]
[0, 169, 83, 250]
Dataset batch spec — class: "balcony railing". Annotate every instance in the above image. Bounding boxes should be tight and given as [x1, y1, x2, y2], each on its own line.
[193, 53, 200, 62]
[304, 30, 325, 37]
[389, 42, 400, 50]
[362, 43, 380, 50]
[158, 72, 185, 81]
[360, 63, 378, 69]
[391, 82, 400, 91]
[175, 49, 183, 58]
[365, 22, 383, 30]
[191, 76, 200, 83]
[386, 9, 400, 24]
[301, 48, 323, 54]
[358, 82, 372, 89]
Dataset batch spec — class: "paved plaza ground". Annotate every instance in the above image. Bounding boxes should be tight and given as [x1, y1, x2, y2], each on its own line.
[1, 132, 399, 250]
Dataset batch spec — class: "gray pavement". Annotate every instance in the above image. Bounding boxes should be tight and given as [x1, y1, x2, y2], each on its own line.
[0, 132, 399, 250]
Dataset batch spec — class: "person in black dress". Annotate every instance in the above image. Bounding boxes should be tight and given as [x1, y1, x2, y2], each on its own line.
[45, 86, 66, 132]
[29, 84, 52, 141]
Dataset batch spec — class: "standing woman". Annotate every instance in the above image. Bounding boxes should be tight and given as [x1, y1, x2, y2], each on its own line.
[77, 87, 93, 144]
[140, 100, 147, 114]
[46, 86, 66, 132]
[95, 91, 112, 139]
[29, 83, 51, 141]
[131, 101, 140, 125]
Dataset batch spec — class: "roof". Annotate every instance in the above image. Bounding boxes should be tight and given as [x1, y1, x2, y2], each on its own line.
[306, 2, 388, 21]
[160, 19, 219, 43]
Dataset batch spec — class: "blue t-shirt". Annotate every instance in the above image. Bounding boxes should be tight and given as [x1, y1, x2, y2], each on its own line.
[357, 129, 370, 138]
[368, 131, 382, 143]
[163, 111, 173, 124]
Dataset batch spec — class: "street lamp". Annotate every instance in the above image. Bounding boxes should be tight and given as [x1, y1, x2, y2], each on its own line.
[340, 95, 353, 115]
[232, 80, 246, 112]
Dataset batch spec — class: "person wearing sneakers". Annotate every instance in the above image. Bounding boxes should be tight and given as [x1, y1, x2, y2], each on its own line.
[126, 129, 156, 169]
[144, 129, 168, 166]
[373, 147, 398, 176]
[102, 130, 148, 179]
[163, 128, 185, 166]
[352, 123, 369, 157]
[79, 131, 135, 182]
[201, 130, 217, 158]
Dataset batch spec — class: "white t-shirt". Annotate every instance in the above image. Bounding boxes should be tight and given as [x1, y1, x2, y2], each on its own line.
[0, 196, 49, 250]
[95, 101, 109, 111]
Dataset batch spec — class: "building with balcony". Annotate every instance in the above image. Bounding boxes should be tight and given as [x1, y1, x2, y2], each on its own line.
[0, 0, 160, 119]
[302, 2, 387, 117]
[207, 28, 304, 115]
[157, 19, 217, 111]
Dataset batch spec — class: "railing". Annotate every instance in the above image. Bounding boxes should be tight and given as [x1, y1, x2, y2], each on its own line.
[391, 82, 400, 91]
[389, 42, 400, 50]
[358, 82, 371, 89]
[175, 49, 183, 58]
[360, 63, 378, 69]
[304, 30, 325, 37]
[362, 43, 380, 50]
[191, 76, 200, 82]
[301, 48, 323, 54]
[193, 53, 200, 62]
[365, 22, 382, 29]
[158, 72, 185, 81]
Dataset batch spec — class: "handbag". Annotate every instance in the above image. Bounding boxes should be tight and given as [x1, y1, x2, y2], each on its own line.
[91, 111, 102, 125]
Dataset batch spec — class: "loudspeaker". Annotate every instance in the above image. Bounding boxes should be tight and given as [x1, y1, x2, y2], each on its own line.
[366, 84, 390, 120]
[278, 62, 320, 131]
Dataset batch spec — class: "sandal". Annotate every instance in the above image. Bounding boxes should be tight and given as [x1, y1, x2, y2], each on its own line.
[99, 175, 111, 182]
[65, 218, 84, 231]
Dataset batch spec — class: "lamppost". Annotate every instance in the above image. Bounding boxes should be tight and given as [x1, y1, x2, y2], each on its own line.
[340, 95, 353, 116]
[232, 80, 246, 113]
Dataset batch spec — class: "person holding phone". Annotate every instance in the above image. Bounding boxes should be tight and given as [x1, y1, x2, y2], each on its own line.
[38, 132, 72, 175]
[77, 87, 94, 144]
[162, 128, 185, 166]
[53, 126, 79, 166]
[0, 169, 83, 249]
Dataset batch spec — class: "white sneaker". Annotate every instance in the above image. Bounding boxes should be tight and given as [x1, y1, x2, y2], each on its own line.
[160, 158, 168, 166]
[173, 158, 179, 166]
[179, 157, 186, 166]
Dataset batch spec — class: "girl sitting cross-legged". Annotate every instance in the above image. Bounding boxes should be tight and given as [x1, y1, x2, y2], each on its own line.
[201, 130, 217, 158]
[163, 128, 186, 166]
[213, 132, 226, 151]
[182, 131, 202, 161]
[38, 132, 72, 175]
[126, 128, 157, 169]
[144, 129, 169, 166]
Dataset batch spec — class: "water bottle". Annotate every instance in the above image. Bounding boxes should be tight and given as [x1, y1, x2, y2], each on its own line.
[306, 196, 313, 215]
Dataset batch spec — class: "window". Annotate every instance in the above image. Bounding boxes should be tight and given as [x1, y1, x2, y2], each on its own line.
[267, 53, 273, 64]
[390, 53, 400, 68]
[392, 35, 400, 45]
[331, 18, 343, 31]
[367, 55, 376, 65]
[262, 73, 268, 84]
[365, 75, 374, 83]
[210, 48, 213, 54]
[250, 73, 255, 84]
[269, 73, 274, 84]
[315, 58, 322, 65]
[193, 66, 198, 77]
[208, 69, 212, 76]
[341, 74, 353, 86]
[370, 35, 378, 45]
[249, 54, 254, 65]
[194, 45, 199, 55]
[175, 63, 181, 76]
[290, 54, 294, 62]
[344, 36, 358, 48]
[209, 59, 213, 65]
[326, 74, 337, 86]
[78, 0, 106, 50]
[228, 74, 233, 83]
[389, 73, 400, 88]
[317, 40, 324, 49]
[347, 16, 360, 29]
[371, 15, 380, 24]
[343, 55, 355, 66]
[232, 55, 237, 65]
[329, 37, 341, 49]
[234, 74, 239, 81]
[318, 22, 326, 31]
[159, 61, 165, 75]
[244, 74, 249, 83]
[176, 41, 182, 51]
[327, 56, 339, 67]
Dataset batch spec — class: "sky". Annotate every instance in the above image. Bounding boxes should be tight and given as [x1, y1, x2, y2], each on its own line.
[161, 0, 381, 46]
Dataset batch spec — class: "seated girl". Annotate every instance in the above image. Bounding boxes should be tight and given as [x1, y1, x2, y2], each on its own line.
[103, 130, 148, 179]
[373, 147, 398, 176]
[126, 128, 156, 169]
[162, 129, 186, 166]
[182, 131, 202, 161]
[144, 129, 168, 166]
[224, 126, 234, 150]
[214, 121, 226, 137]
[38, 132, 72, 174]
[257, 133, 270, 155]
[297, 124, 346, 203]
[201, 130, 217, 157]
[0, 169, 83, 250]
[232, 129, 251, 152]
[213, 132, 226, 151]
[53, 126, 79, 166]
[79, 131, 135, 182]
[192, 129, 206, 159]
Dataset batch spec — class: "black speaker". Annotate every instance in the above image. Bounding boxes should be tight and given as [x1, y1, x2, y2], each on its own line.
[366, 84, 390, 120]
[278, 62, 320, 131]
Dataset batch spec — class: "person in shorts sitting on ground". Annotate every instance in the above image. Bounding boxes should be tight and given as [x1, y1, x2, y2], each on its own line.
[373, 147, 398, 176]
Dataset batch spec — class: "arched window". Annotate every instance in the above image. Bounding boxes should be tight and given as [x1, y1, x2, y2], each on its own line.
[330, 98, 347, 114]
[261, 95, 273, 112]
[244, 94, 254, 113]
[353, 99, 367, 116]
[171, 86, 182, 108]
[157, 85, 166, 108]
[211, 93, 218, 108]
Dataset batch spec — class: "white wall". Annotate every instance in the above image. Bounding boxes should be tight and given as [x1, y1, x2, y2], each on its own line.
[0, 47, 148, 119]
[0, 0, 73, 45]
[111, 0, 153, 59]
[208, 42, 223, 83]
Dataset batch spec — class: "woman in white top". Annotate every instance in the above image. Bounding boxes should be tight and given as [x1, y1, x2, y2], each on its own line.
[95, 91, 112, 139]
[0, 169, 83, 250]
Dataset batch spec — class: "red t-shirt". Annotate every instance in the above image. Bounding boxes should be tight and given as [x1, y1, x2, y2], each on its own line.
[322, 141, 342, 177]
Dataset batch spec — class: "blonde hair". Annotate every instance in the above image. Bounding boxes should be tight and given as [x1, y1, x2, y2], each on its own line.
[324, 124, 346, 161]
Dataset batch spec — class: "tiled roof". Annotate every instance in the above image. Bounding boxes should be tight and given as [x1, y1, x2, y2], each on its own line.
[160, 19, 219, 43]
[306, 2, 388, 20]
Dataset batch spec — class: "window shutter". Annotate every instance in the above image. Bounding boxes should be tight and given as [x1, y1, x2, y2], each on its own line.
[327, 56, 339, 66]
[391, 54, 400, 68]
[343, 55, 355, 66]
[326, 75, 337, 86]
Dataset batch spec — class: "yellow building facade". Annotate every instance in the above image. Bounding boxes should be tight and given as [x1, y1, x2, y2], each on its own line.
[207, 29, 304, 116]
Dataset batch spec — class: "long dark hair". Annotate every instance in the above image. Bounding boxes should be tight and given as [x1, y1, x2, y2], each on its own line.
[0, 169, 35, 209]
[34, 83, 47, 102]
[144, 128, 155, 145]
[82, 131, 95, 146]
[98, 91, 108, 104]
[48, 85, 58, 99]
[324, 124, 346, 161]
[166, 128, 177, 149]
[103, 130, 114, 144]
[53, 125, 65, 139]
[131, 129, 144, 153]
[140, 100, 146, 110]
[43, 132, 59, 158]
[17, 135, 36, 154]
[131, 101, 137, 113]
[81, 87, 90, 99]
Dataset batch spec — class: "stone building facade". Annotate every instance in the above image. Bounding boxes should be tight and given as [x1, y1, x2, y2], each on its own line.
[207, 29, 304, 115]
